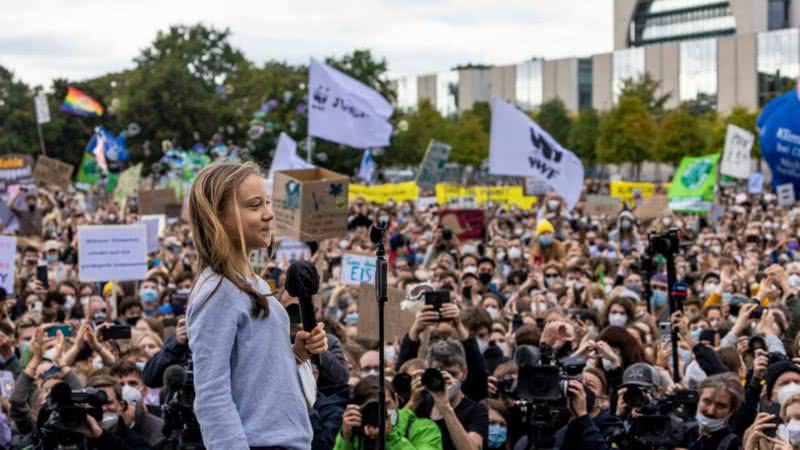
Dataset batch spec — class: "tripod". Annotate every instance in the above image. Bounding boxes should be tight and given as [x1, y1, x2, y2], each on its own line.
[370, 223, 388, 449]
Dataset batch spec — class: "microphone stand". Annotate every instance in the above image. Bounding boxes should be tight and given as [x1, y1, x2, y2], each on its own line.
[371, 223, 388, 450]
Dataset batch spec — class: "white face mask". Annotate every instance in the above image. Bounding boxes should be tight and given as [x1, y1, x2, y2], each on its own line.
[593, 299, 606, 312]
[696, 413, 727, 433]
[64, 295, 76, 310]
[778, 383, 800, 405]
[92, 355, 104, 370]
[486, 307, 499, 320]
[703, 283, 719, 296]
[779, 419, 800, 444]
[388, 408, 398, 426]
[42, 347, 57, 362]
[101, 412, 119, 430]
[478, 339, 489, 354]
[608, 313, 627, 327]
[790, 274, 800, 289]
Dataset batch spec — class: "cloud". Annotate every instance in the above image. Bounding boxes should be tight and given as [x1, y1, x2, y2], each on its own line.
[0, 0, 613, 87]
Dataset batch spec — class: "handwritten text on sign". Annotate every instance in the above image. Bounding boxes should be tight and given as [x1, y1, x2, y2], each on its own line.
[340, 253, 377, 286]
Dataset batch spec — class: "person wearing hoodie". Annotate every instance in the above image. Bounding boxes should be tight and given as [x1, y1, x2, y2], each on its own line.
[608, 210, 644, 256]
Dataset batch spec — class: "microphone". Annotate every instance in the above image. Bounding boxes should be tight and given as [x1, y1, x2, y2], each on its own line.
[285, 261, 321, 363]
[163, 365, 187, 393]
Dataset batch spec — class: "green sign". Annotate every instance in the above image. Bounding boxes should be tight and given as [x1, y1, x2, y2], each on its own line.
[668, 153, 720, 214]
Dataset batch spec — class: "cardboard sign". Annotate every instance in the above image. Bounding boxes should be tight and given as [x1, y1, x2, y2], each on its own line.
[416, 140, 451, 191]
[78, 225, 148, 282]
[274, 238, 312, 264]
[340, 253, 377, 286]
[114, 164, 142, 209]
[720, 124, 754, 179]
[0, 154, 34, 194]
[0, 236, 16, 294]
[439, 209, 485, 241]
[748, 172, 764, 194]
[584, 195, 622, 217]
[777, 183, 796, 208]
[357, 283, 416, 342]
[524, 178, 550, 196]
[138, 188, 179, 216]
[138, 214, 165, 253]
[635, 195, 670, 220]
[272, 168, 349, 241]
[33, 156, 74, 189]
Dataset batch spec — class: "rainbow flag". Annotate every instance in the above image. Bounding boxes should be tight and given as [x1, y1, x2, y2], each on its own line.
[60, 86, 103, 117]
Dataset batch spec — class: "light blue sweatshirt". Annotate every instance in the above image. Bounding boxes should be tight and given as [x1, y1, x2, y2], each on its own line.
[187, 269, 312, 450]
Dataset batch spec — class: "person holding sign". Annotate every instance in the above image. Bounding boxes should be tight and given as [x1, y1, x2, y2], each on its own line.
[186, 162, 328, 450]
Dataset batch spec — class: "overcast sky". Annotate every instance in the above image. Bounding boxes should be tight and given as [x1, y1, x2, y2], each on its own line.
[0, 0, 613, 88]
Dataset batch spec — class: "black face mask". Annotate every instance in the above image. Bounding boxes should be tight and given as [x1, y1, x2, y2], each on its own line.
[556, 341, 574, 360]
[478, 272, 492, 286]
[126, 316, 141, 326]
[28, 204, 36, 212]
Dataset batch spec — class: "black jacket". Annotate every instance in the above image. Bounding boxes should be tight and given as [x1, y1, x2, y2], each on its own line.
[142, 336, 191, 389]
[311, 385, 349, 450]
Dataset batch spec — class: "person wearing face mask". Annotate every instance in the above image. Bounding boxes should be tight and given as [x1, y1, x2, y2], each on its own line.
[335, 375, 442, 450]
[9, 187, 55, 237]
[110, 362, 165, 447]
[689, 373, 744, 450]
[82, 375, 151, 450]
[608, 210, 643, 256]
[137, 279, 160, 317]
[424, 339, 488, 450]
[529, 220, 565, 267]
[602, 297, 635, 329]
[778, 393, 800, 448]
[480, 399, 510, 449]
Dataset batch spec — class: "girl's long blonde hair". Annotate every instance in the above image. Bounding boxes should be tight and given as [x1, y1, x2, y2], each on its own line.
[189, 162, 269, 318]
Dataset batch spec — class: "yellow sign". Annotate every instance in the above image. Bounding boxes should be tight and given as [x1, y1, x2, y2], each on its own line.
[610, 181, 656, 205]
[435, 184, 538, 209]
[349, 181, 419, 204]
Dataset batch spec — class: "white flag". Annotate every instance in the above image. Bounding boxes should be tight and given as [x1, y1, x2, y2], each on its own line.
[308, 58, 393, 149]
[489, 98, 584, 209]
[358, 150, 376, 182]
[268, 132, 315, 179]
[34, 94, 50, 125]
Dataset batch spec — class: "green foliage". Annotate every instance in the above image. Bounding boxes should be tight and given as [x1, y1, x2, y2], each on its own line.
[387, 100, 454, 167]
[653, 106, 706, 163]
[597, 95, 657, 164]
[534, 98, 571, 145]
[451, 113, 489, 166]
[618, 73, 670, 119]
[569, 108, 600, 164]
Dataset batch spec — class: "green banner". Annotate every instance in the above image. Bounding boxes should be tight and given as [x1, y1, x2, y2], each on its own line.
[75, 152, 118, 192]
[668, 153, 720, 214]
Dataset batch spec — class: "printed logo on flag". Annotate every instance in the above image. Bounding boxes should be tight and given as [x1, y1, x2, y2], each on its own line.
[680, 158, 713, 190]
[529, 128, 564, 179]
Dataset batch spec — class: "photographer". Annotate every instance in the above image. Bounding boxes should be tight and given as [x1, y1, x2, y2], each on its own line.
[142, 317, 190, 389]
[689, 373, 744, 450]
[335, 375, 441, 449]
[424, 338, 488, 450]
[79, 375, 150, 450]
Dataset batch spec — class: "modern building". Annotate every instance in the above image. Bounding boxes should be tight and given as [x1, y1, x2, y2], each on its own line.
[391, 0, 800, 115]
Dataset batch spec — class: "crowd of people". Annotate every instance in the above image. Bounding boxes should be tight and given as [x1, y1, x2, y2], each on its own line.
[1, 171, 800, 450]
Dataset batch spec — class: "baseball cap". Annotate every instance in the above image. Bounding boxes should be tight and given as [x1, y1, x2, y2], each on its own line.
[622, 363, 660, 388]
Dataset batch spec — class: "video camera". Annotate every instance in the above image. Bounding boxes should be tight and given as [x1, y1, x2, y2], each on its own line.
[162, 358, 204, 450]
[648, 228, 689, 257]
[616, 389, 699, 450]
[35, 382, 107, 450]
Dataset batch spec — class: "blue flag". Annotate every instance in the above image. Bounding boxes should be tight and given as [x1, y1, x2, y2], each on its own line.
[358, 149, 376, 182]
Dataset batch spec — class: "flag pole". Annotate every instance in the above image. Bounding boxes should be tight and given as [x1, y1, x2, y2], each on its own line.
[306, 136, 313, 163]
[36, 122, 47, 156]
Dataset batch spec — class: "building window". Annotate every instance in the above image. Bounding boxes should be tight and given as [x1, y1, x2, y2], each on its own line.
[631, 0, 736, 46]
[758, 28, 800, 107]
[768, 0, 789, 30]
[679, 38, 717, 109]
[578, 58, 593, 111]
[436, 71, 459, 117]
[515, 59, 543, 111]
[613, 47, 645, 102]
[395, 76, 418, 112]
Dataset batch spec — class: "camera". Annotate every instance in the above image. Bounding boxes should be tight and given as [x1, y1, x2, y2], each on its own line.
[421, 368, 446, 393]
[162, 359, 204, 450]
[442, 228, 453, 241]
[35, 382, 107, 450]
[648, 228, 686, 257]
[619, 389, 699, 450]
[423, 290, 450, 316]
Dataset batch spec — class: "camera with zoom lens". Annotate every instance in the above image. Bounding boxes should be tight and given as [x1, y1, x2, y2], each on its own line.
[35, 382, 107, 450]
[648, 228, 687, 257]
[618, 389, 699, 450]
[162, 359, 204, 450]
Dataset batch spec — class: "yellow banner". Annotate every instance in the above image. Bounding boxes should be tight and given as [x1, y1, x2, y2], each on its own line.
[349, 181, 419, 203]
[435, 184, 538, 209]
[610, 181, 656, 205]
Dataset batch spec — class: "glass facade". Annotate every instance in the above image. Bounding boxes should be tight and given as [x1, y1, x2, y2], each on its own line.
[435, 71, 459, 117]
[578, 58, 593, 111]
[630, 0, 736, 46]
[613, 47, 645, 102]
[758, 28, 800, 107]
[515, 59, 543, 111]
[395, 76, 418, 112]
[768, 0, 789, 30]
[679, 38, 717, 107]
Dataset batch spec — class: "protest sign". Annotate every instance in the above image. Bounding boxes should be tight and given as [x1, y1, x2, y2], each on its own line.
[489, 98, 584, 209]
[524, 178, 550, 196]
[748, 172, 764, 194]
[78, 225, 147, 282]
[34, 94, 51, 125]
[416, 140, 451, 191]
[33, 156, 74, 189]
[308, 58, 393, 149]
[439, 209, 485, 241]
[274, 238, 312, 264]
[435, 184, 537, 210]
[272, 168, 349, 241]
[340, 253, 377, 286]
[610, 181, 656, 205]
[777, 183, 796, 208]
[349, 182, 419, 204]
[668, 154, 720, 214]
[138, 188, 179, 216]
[114, 164, 142, 209]
[720, 124, 754, 179]
[416, 196, 438, 210]
[138, 214, 165, 253]
[635, 195, 670, 221]
[0, 154, 34, 194]
[357, 283, 415, 342]
[584, 195, 622, 217]
[0, 236, 16, 294]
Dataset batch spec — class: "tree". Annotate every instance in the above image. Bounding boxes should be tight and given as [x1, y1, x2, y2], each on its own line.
[569, 108, 600, 165]
[597, 95, 657, 165]
[534, 98, 571, 144]
[618, 73, 671, 119]
[653, 106, 705, 163]
[135, 24, 246, 88]
[386, 99, 454, 167]
[451, 113, 489, 166]
[0, 65, 37, 154]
